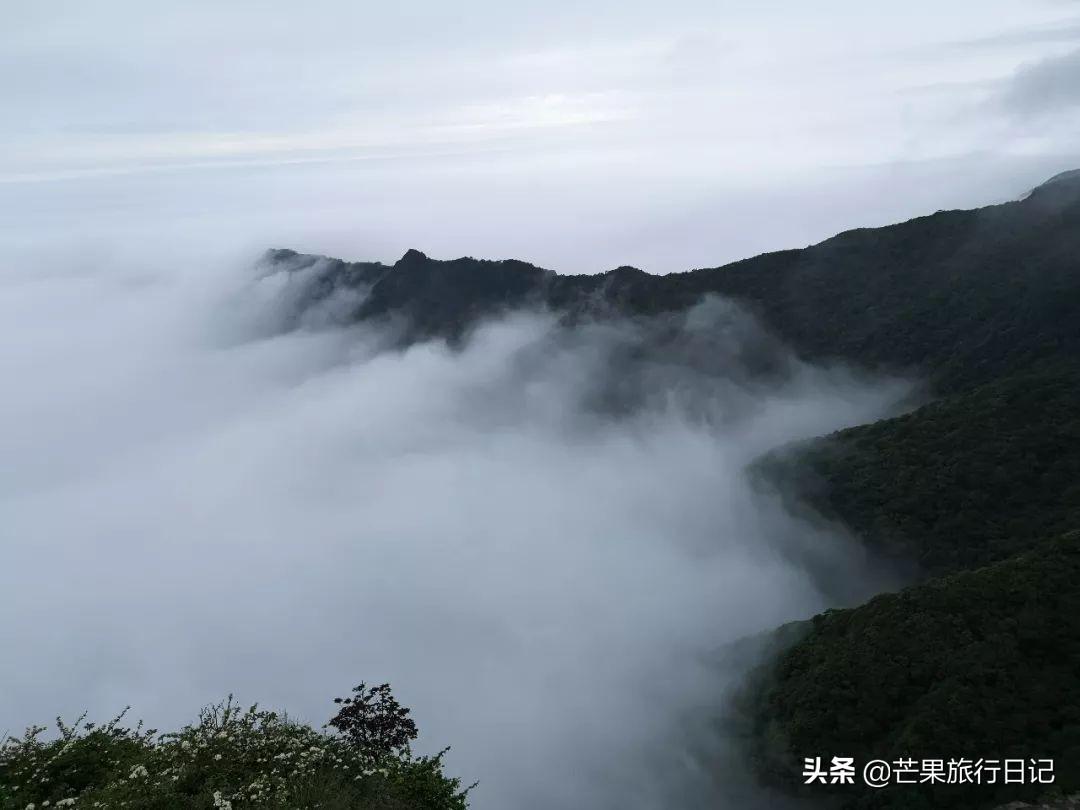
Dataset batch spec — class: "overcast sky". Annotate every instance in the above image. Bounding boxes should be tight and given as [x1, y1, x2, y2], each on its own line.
[3, 0, 1080, 271]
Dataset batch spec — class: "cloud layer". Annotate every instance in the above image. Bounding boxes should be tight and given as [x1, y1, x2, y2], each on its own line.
[2, 249, 909, 808]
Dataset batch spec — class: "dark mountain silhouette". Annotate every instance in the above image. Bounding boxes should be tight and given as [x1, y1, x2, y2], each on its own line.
[265, 169, 1080, 395]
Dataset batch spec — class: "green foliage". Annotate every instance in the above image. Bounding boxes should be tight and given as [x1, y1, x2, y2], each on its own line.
[734, 533, 1080, 809]
[766, 361, 1080, 576]
[742, 360, 1080, 808]
[0, 691, 470, 810]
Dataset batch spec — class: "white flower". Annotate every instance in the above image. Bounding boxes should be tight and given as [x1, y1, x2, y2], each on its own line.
[24, 803, 35, 810]
[128, 764, 149, 780]
[56, 800, 76, 808]
[214, 753, 222, 761]
[180, 740, 191, 750]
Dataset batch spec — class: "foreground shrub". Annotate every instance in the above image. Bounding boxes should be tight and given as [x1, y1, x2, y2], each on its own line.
[0, 685, 471, 810]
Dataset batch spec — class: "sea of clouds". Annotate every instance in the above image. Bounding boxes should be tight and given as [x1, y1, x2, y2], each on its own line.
[1, 244, 909, 808]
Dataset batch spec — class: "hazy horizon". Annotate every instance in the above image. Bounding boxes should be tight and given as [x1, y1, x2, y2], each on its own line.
[4, 1, 1080, 272]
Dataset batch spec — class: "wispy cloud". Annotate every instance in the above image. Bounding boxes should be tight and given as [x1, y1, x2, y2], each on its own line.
[942, 18, 1080, 50]
[2, 1, 1079, 270]
[1001, 46, 1080, 115]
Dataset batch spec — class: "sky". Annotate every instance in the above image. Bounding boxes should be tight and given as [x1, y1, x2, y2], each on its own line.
[3, 0, 1080, 271]
[2, 4, 1080, 808]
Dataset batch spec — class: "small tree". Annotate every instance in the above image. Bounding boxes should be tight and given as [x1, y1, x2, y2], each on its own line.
[329, 682, 418, 758]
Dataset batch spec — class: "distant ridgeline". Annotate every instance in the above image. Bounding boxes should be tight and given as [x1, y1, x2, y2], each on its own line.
[265, 170, 1080, 809]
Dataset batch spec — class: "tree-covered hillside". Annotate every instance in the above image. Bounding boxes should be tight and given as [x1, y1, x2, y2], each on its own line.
[735, 532, 1080, 810]
[761, 359, 1080, 577]
[0, 684, 470, 810]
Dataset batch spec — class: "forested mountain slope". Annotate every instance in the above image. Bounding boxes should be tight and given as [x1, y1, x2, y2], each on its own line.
[737, 532, 1080, 810]
[760, 360, 1080, 577]
[266, 170, 1080, 809]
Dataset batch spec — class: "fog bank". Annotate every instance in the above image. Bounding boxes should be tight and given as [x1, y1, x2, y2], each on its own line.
[1, 247, 909, 808]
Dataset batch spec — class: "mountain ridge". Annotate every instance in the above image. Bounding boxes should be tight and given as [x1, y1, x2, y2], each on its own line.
[265, 169, 1080, 394]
